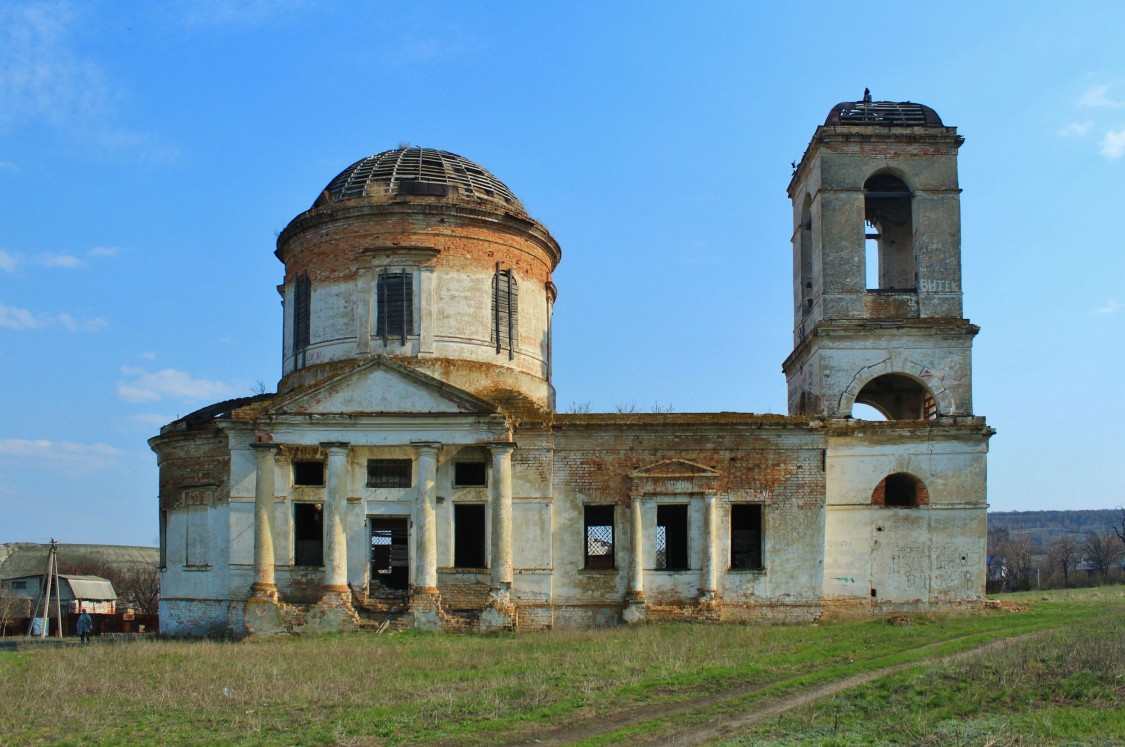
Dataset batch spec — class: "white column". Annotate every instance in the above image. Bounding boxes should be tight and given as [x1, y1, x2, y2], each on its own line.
[250, 442, 279, 597]
[321, 442, 350, 593]
[413, 442, 441, 591]
[489, 442, 516, 592]
[701, 494, 720, 599]
[628, 495, 645, 603]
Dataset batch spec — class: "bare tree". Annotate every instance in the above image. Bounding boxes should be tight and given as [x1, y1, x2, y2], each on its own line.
[999, 537, 1036, 591]
[58, 557, 160, 614]
[1114, 505, 1125, 547]
[1083, 531, 1125, 578]
[1047, 536, 1080, 588]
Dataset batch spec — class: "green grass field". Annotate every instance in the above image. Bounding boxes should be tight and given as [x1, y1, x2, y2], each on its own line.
[1, 587, 1121, 746]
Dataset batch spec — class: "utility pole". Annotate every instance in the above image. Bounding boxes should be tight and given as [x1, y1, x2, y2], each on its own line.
[27, 539, 63, 638]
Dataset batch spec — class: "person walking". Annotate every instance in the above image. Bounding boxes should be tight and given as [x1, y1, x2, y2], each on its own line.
[77, 608, 93, 644]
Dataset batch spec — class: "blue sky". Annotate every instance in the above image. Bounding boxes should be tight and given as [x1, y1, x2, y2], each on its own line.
[1, 1, 1123, 546]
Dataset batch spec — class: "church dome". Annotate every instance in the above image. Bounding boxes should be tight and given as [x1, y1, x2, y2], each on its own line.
[825, 99, 943, 127]
[312, 147, 525, 215]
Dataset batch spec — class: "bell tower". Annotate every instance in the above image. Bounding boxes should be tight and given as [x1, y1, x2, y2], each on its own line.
[783, 94, 979, 421]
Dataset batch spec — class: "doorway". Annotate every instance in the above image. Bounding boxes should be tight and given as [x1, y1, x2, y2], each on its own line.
[369, 517, 410, 592]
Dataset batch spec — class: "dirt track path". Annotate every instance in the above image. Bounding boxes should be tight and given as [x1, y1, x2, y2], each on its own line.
[500, 630, 1040, 747]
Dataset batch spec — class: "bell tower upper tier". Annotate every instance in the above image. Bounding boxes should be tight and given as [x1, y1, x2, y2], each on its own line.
[783, 96, 979, 420]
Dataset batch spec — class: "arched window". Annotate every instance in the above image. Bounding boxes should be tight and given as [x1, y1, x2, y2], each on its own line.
[854, 373, 937, 420]
[799, 194, 813, 316]
[492, 266, 518, 357]
[864, 174, 914, 291]
[871, 472, 929, 508]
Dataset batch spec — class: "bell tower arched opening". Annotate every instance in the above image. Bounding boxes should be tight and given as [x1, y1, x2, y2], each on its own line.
[864, 173, 914, 291]
[854, 373, 937, 420]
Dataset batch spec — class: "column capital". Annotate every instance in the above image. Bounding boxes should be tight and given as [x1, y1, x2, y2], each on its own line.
[411, 441, 442, 455]
[488, 440, 517, 454]
[319, 441, 350, 453]
[250, 441, 280, 451]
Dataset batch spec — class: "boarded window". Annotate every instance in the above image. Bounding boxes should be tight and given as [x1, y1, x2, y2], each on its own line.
[376, 270, 414, 342]
[293, 272, 311, 363]
[584, 505, 615, 570]
[492, 267, 518, 357]
[453, 504, 487, 568]
[186, 505, 209, 566]
[730, 504, 763, 570]
[656, 504, 689, 570]
[294, 503, 324, 566]
[454, 461, 487, 487]
[367, 459, 412, 488]
[293, 461, 324, 487]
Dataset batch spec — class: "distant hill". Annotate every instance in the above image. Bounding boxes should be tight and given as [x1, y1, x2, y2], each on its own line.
[988, 509, 1122, 551]
[0, 543, 158, 579]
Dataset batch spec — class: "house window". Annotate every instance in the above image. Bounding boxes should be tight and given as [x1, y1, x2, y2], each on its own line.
[730, 504, 763, 570]
[367, 459, 412, 488]
[492, 267, 518, 356]
[294, 503, 324, 566]
[11, 580, 26, 590]
[454, 461, 487, 487]
[293, 272, 311, 366]
[376, 270, 414, 342]
[293, 461, 324, 487]
[453, 504, 487, 568]
[656, 504, 689, 570]
[583, 505, 615, 570]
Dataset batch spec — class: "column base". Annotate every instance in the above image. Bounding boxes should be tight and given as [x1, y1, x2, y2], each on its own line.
[243, 596, 283, 636]
[480, 588, 515, 632]
[623, 591, 646, 624]
[250, 582, 278, 602]
[409, 587, 444, 631]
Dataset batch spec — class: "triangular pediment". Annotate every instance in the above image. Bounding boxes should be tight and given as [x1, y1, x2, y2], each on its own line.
[630, 459, 720, 478]
[268, 357, 497, 416]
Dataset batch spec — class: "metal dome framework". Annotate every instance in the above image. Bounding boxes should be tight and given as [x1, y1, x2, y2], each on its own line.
[313, 147, 525, 214]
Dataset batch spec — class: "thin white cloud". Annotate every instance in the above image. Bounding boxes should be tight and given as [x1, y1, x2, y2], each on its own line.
[0, 3, 176, 161]
[0, 438, 125, 474]
[0, 250, 16, 272]
[0, 303, 106, 331]
[117, 366, 233, 403]
[0, 246, 121, 272]
[1095, 298, 1123, 316]
[1099, 129, 1125, 159]
[175, 0, 312, 28]
[0, 160, 16, 171]
[139, 351, 157, 360]
[127, 412, 174, 428]
[1079, 84, 1125, 108]
[88, 246, 121, 257]
[1059, 120, 1094, 137]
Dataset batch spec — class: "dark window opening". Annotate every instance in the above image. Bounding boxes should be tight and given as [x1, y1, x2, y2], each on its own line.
[367, 459, 412, 488]
[656, 504, 689, 571]
[453, 504, 487, 568]
[584, 505, 615, 570]
[293, 461, 324, 487]
[293, 272, 311, 367]
[492, 266, 519, 358]
[884, 473, 919, 507]
[454, 461, 487, 487]
[854, 373, 938, 421]
[798, 194, 813, 319]
[370, 517, 409, 591]
[376, 270, 414, 343]
[294, 503, 324, 567]
[864, 173, 914, 291]
[730, 504, 763, 570]
[397, 180, 448, 196]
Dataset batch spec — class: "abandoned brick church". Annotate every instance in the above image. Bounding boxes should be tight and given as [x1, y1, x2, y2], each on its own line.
[150, 97, 993, 635]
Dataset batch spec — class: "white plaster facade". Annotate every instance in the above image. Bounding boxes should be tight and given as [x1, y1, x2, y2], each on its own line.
[152, 101, 993, 636]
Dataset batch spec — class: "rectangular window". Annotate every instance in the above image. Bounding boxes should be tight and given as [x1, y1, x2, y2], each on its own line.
[583, 505, 615, 570]
[655, 504, 689, 570]
[366, 459, 412, 488]
[454, 461, 487, 487]
[293, 272, 311, 363]
[453, 504, 487, 568]
[293, 461, 324, 487]
[376, 270, 414, 342]
[492, 267, 518, 357]
[294, 503, 324, 566]
[730, 504, 763, 570]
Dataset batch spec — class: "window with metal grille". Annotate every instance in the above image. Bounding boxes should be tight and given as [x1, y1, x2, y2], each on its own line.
[293, 272, 311, 365]
[366, 459, 412, 488]
[294, 503, 324, 567]
[584, 505, 615, 570]
[492, 266, 518, 357]
[293, 461, 324, 487]
[376, 270, 414, 342]
[454, 504, 487, 568]
[656, 504, 689, 570]
[730, 504, 763, 570]
[454, 461, 487, 487]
